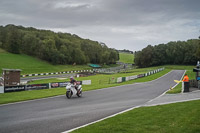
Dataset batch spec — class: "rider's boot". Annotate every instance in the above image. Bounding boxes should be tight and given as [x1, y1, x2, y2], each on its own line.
[75, 86, 80, 94]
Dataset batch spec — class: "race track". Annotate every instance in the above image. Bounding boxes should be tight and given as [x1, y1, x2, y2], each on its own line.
[0, 70, 185, 133]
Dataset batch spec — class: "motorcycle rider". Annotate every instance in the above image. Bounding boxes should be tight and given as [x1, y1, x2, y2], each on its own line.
[69, 76, 79, 92]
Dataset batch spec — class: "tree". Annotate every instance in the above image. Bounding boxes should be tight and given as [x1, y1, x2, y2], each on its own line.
[5, 26, 21, 54]
[0, 24, 119, 65]
[135, 39, 200, 67]
[152, 44, 167, 66]
[138, 45, 153, 67]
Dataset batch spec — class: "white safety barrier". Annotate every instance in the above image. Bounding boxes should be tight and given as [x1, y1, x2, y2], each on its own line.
[130, 75, 137, 80]
[117, 77, 122, 83]
[82, 80, 91, 85]
[126, 77, 130, 81]
[0, 86, 4, 93]
[21, 69, 95, 77]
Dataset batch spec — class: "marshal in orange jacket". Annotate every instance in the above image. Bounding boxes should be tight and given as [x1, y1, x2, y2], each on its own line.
[182, 74, 189, 82]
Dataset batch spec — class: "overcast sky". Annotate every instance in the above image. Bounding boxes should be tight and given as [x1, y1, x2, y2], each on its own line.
[0, 0, 199, 51]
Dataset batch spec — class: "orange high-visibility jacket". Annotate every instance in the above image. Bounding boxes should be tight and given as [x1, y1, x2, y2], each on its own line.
[182, 75, 189, 82]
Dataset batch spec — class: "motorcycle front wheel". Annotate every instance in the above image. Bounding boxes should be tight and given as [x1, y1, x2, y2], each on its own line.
[77, 90, 82, 97]
[66, 91, 72, 99]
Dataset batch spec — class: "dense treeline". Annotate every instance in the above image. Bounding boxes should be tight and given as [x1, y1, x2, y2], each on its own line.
[134, 39, 200, 67]
[118, 49, 133, 54]
[0, 24, 119, 65]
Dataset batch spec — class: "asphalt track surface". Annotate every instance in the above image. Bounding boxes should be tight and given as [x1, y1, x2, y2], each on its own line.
[0, 70, 185, 133]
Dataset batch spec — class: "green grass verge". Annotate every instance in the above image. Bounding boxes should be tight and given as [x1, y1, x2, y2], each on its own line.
[119, 53, 134, 64]
[72, 100, 200, 133]
[168, 82, 183, 94]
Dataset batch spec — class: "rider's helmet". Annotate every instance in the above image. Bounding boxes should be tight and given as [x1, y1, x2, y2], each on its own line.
[70, 76, 74, 79]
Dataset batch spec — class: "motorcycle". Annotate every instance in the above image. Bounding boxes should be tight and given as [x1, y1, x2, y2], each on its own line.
[66, 83, 82, 99]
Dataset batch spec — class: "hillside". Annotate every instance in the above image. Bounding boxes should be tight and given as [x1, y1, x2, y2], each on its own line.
[0, 24, 119, 65]
[0, 49, 135, 75]
[119, 52, 134, 64]
[0, 48, 90, 74]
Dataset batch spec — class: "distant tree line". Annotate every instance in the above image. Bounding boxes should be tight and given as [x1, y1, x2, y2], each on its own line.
[134, 39, 200, 68]
[118, 49, 133, 54]
[0, 24, 119, 65]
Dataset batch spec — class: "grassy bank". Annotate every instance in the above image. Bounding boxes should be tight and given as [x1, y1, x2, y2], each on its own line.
[0, 49, 91, 74]
[72, 100, 200, 133]
[119, 52, 134, 64]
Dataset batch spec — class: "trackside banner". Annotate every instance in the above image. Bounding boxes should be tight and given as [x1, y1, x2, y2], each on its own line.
[26, 84, 49, 90]
[3, 81, 87, 93]
[4, 85, 25, 92]
[59, 82, 70, 87]
[51, 82, 70, 88]
[51, 83, 59, 88]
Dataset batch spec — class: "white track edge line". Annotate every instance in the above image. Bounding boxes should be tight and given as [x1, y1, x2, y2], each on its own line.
[61, 105, 142, 133]
[144, 97, 200, 107]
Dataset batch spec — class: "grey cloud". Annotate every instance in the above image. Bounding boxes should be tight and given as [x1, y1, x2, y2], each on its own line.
[0, 0, 199, 51]
[1, 0, 199, 27]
